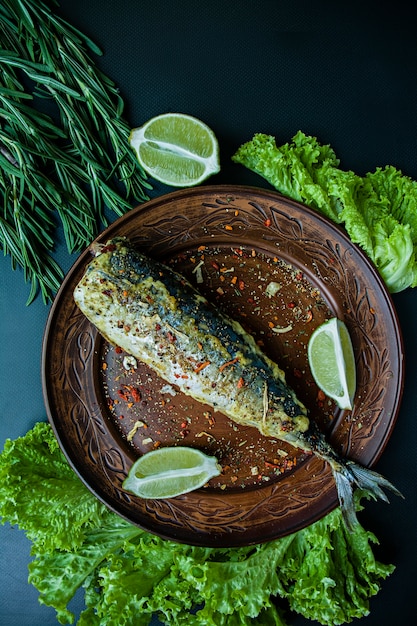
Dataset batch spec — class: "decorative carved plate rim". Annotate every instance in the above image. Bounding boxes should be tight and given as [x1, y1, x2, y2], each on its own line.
[42, 185, 404, 547]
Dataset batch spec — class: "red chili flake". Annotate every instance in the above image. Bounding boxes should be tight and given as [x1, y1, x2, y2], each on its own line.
[115, 346, 123, 353]
[102, 289, 112, 297]
[117, 389, 129, 402]
[237, 377, 245, 388]
[131, 387, 141, 402]
[219, 357, 239, 372]
[293, 368, 303, 378]
[180, 429, 190, 438]
[317, 389, 326, 402]
[238, 279, 245, 291]
[101, 244, 117, 253]
[211, 261, 220, 270]
[155, 323, 162, 331]
[194, 360, 211, 373]
[167, 331, 176, 343]
[264, 460, 280, 469]
[287, 301, 296, 309]
[264, 218, 271, 227]
[295, 271, 303, 280]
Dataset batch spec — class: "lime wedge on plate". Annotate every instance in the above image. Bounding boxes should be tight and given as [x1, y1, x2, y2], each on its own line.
[307, 317, 356, 410]
[129, 112, 220, 187]
[123, 446, 221, 499]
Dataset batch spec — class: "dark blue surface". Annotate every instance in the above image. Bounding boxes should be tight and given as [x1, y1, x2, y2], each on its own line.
[1, 1, 417, 624]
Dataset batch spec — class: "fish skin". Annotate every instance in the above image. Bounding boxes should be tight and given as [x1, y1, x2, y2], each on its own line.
[74, 237, 402, 528]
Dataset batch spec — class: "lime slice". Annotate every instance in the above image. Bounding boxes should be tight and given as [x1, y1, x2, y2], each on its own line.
[122, 446, 221, 499]
[307, 317, 356, 410]
[129, 113, 220, 187]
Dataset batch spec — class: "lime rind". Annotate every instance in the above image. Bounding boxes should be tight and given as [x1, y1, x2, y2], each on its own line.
[307, 317, 356, 411]
[123, 446, 221, 499]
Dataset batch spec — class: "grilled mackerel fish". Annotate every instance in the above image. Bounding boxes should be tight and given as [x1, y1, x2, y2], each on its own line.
[74, 237, 401, 528]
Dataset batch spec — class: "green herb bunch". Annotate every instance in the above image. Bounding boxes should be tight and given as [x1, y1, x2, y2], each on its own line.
[0, 0, 151, 303]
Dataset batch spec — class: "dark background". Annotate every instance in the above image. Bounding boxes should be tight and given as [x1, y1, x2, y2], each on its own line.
[1, 1, 417, 624]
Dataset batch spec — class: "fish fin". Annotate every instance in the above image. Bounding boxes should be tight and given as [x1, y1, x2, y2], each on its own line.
[332, 460, 404, 531]
[333, 469, 359, 531]
[345, 461, 404, 501]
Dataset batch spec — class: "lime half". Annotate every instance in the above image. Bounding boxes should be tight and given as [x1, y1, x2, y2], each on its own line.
[129, 113, 220, 187]
[307, 317, 356, 410]
[123, 446, 221, 499]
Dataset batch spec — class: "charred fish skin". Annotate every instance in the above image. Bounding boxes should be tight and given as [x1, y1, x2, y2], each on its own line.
[74, 237, 402, 529]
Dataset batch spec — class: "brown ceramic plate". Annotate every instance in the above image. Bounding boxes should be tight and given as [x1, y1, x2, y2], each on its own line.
[42, 185, 404, 547]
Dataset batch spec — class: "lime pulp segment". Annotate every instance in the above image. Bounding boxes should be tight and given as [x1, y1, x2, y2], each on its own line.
[129, 112, 220, 187]
[307, 317, 356, 410]
[122, 446, 222, 499]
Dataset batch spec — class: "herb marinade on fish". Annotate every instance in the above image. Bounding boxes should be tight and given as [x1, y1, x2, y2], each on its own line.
[74, 237, 402, 529]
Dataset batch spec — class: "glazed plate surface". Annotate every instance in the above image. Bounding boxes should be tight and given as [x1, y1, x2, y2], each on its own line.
[42, 186, 404, 547]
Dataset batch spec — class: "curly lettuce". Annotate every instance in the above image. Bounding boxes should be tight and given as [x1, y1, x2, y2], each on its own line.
[232, 131, 417, 292]
[0, 422, 394, 625]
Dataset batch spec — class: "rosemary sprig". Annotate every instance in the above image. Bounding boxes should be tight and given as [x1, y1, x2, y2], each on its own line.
[0, 0, 151, 304]
[0, 136, 63, 303]
[0, 75, 98, 276]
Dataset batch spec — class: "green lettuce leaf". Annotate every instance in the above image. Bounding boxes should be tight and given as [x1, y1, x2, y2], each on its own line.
[0, 422, 394, 625]
[232, 131, 417, 292]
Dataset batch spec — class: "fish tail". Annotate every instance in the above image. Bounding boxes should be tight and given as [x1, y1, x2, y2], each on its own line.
[331, 459, 404, 531]
[299, 424, 403, 530]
